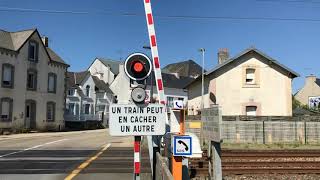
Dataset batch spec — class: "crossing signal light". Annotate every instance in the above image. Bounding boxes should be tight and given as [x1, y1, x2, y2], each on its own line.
[124, 53, 152, 81]
[124, 53, 152, 104]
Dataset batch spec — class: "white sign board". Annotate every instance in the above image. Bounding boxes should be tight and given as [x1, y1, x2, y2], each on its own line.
[309, 96, 320, 109]
[173, 100, 183, 109]
[109, 104, 166, 136]
[173, 136, 192, 156]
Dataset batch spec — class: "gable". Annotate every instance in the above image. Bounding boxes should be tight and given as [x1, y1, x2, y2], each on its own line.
[206, 48, 299, 79]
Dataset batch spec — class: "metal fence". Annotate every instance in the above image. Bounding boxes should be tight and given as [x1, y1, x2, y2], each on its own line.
[155, 152, 173, 180]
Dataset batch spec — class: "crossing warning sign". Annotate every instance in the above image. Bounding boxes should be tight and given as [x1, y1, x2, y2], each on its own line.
[109, 104, 166, 136]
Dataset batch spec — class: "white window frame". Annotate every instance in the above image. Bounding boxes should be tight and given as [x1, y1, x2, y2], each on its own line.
[246, 106, 257, 116]
[245, 68, 256, 84]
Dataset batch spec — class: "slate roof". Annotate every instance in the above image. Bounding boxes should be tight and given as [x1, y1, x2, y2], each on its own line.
[0, 28, 68, 65]
[67, 71, 113, 95]
[205, 47, 300, 77]
[92, 76, 113, 94]
[0, 29, 35, 51]
[147, 72, 194, 89]
[316, 79, 320, 87]
[66, 71, 89, 88]
[162, 59, 204, 78]
[97, 58, 122, 75]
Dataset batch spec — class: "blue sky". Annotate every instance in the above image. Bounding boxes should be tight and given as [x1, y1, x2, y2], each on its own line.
[1, 0, 320, 92]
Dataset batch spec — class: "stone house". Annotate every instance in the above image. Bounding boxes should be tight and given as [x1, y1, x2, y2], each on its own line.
[0, 28, 69, 131]
[186, 48, 299, 116]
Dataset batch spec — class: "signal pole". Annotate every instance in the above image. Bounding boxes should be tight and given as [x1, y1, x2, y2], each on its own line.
[199, 48, 205, 110]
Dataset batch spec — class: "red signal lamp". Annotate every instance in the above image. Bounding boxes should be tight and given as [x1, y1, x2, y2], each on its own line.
[133, 61, 144, 73]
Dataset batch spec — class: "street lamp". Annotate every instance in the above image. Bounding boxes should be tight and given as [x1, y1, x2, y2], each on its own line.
[198, 48, 205, 111]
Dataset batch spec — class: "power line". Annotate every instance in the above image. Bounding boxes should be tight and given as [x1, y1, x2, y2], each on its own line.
[1, 6, 320, 23]
[255, 0, 320, 4]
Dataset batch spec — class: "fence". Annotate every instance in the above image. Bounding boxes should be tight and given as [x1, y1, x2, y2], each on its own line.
[186, 115, 320, 144]
[155, 152, 173, 180]
[222, 121, 320, 144]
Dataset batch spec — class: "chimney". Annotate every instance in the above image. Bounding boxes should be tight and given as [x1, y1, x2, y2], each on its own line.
[218, 48, 229, 64]
[306, 74, 317, 85]
[42, 36, 49, 47]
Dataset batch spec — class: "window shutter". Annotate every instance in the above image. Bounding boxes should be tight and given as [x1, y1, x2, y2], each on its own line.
[35, 42, 39, 62]
[2, 101, 9, 116]
[54, 74, 57, 93]
[3, 66, 11, 82]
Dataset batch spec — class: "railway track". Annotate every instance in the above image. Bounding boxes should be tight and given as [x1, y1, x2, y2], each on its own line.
[189, 149, 320, 178]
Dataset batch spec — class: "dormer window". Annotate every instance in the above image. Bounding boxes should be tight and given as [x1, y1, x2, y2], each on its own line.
[28, 41, 38, 62]
[246, 68, 255, 84]
[68, 89, 75, 96]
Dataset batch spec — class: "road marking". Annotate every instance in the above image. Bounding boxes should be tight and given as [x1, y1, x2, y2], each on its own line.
[64, 143, 111, 180]
[0, 139, 68, 158]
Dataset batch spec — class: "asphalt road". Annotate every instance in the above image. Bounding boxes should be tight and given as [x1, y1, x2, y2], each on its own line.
[0, 129, 151, 180]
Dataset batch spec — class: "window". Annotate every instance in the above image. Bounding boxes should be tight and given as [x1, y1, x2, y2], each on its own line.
[86, 85, 90, 97]
[27, 69, 37, 90]
[246, 106, 257, 116]
[98, 105, 105, 112]
[68, 89, 75, 96]
[28, 41, 38, 62]
[2, 64, 14, 88]
[68, 103, 75, 115]
[84, 104, 90, 114]
[167, 96, 174, 107]
[246, 68, 255, 84]
[0, 98, 13, 121]
[48, 73, 57, 93]
[47, 102, 55, 121]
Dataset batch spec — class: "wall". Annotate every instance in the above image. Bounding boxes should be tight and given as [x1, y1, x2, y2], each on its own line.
[214, 55, 292, 116]
[109, 64, 131, 104]
[0, 32, 67, 131]
[88, 59, 115, 85]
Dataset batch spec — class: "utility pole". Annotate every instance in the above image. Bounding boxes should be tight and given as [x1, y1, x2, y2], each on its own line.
[199, 48, 205, 111]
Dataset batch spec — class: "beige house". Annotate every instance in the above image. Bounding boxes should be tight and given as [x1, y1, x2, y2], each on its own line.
[187, 48, 299, 116]
[294, 75, 320, 108]
[0, 28, 69, 131]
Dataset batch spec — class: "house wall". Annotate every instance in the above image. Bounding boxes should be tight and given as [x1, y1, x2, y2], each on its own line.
[80, 75, 96, 114]
[295, 76, 320, 105]
[0, 32, 67, 131]
[88, 59, 115, 85]
[188, 54, 293, 116]
[109, 64, 131, 104]
[187, 76, 211, 115]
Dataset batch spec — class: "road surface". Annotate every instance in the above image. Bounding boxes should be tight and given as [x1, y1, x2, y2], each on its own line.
[0, 129, 151, 180]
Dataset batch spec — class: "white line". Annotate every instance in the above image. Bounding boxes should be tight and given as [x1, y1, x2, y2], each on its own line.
[0, 138, 68, 158]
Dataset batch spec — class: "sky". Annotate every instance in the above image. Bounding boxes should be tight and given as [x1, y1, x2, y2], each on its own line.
[1, 0, 320, 92]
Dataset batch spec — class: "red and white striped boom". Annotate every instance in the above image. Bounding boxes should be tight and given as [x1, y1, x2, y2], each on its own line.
[143, 0, 166, 106]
